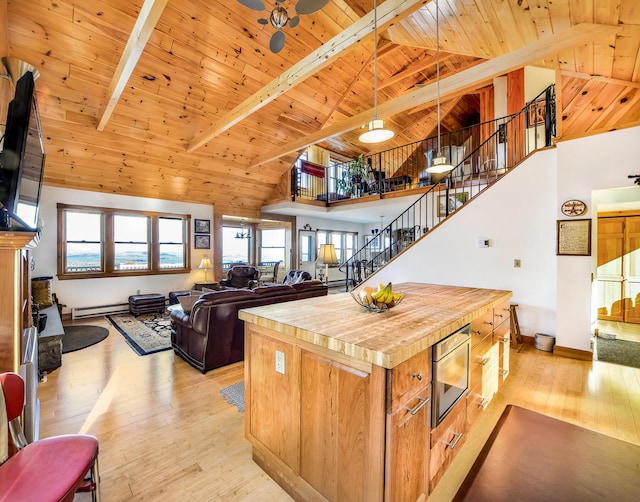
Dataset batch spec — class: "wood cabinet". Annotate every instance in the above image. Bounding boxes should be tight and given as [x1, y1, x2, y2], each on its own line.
[385, 350, 432, 502]
[466, 300, 510, 430]
[429, 398, 467, 491]
[245, 325, 385, 502]
[0, 231, 37, 373]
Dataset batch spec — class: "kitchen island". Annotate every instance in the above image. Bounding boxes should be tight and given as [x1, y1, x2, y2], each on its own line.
[238, 283, 512, 502]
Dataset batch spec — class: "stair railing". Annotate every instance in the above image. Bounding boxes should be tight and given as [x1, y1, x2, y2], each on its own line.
[341, 85, 556, 289]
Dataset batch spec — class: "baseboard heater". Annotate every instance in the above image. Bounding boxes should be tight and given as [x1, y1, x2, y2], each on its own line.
[72, 302, 130, 319]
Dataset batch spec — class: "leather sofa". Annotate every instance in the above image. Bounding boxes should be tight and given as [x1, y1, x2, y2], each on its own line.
[170, 281, 328, 373]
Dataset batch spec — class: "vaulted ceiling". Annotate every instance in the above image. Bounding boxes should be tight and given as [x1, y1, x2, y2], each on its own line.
[2, 0, 639, 217]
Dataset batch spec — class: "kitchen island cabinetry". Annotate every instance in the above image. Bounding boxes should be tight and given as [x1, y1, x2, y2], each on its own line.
[240, 283, 512, 502]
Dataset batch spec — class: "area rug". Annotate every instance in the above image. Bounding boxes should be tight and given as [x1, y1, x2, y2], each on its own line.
[62, 325, 109, 353]
[596, 337, 640, 369]
[220, 381, 244, 413]
[106, 313, 172, 356]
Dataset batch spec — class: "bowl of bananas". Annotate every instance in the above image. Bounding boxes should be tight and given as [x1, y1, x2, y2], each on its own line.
[351, 282, 405, 312]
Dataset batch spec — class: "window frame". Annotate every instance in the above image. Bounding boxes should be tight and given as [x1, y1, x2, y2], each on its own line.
[57, 203, 191, 280]
[316, 229, 358, 264]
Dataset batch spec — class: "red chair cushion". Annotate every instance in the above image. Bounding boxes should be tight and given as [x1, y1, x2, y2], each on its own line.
[0, 434, 98, 502]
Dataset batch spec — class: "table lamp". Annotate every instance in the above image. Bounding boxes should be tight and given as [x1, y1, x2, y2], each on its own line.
[317, 244, 338, 284]
[199, 255, 212, 282]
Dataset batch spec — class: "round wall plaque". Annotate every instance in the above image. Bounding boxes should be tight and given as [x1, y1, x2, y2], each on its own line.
[561, 199, 586, 217]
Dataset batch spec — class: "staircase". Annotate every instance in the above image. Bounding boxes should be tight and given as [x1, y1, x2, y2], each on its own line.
[341, 85, 556, 290]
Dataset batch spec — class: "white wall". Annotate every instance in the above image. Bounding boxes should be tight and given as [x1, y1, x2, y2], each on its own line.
[556, 127, 640, 350]
[370, 149, 558, 340]
[32, 186, 213, 313]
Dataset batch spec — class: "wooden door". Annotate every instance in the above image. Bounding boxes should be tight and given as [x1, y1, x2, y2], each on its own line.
[597, 217, 625, 321]
[624, 216, 640, 323]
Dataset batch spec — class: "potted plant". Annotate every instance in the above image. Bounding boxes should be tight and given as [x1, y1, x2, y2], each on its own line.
[336, 154, 368, 197]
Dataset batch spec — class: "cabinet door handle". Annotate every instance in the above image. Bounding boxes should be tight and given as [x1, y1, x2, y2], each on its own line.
[444, 431, 463, 449]
[501, 336, 509, 343]
[406, 396, 430, 416]
[501, 369, 509, 376]
[478, 357, 491, 366]
[474, 330, 482, 335]
[412, 372, 423, 381]
[484, 321, 493, 326]
[495, 313, 504, 318]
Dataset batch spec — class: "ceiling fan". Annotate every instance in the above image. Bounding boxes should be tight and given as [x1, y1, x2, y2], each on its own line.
[238, 0, 329, 53]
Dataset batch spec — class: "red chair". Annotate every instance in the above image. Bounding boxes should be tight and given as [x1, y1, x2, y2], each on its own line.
[0, 372, 101, 501]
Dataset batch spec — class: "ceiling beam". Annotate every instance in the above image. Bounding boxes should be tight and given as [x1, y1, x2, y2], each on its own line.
[97, 0, 169, 132]
[559, 69, 640, 89]
[250, 23, 619, 167]
[186, 0, 429, 152]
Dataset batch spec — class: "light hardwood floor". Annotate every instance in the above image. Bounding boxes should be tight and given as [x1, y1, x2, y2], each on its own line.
[38, 317, 640, 502]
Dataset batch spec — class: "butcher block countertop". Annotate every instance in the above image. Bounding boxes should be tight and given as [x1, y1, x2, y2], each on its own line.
[239, 282, 512, 369]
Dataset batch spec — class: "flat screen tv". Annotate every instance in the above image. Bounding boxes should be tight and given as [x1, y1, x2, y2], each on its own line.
[0, 70, 45, 230]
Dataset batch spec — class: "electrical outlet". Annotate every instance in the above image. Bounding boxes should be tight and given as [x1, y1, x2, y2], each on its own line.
[514, 259, 521, 268]
[275, 350, 285, 375]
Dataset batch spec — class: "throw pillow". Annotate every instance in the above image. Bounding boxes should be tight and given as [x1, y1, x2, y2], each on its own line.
[178, 294, 202, 313]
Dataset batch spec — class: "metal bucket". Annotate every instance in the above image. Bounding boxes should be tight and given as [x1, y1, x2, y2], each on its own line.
[534, 333, 555, 352]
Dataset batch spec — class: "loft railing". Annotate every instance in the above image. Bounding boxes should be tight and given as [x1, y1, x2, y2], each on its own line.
[340, 85, 556, 289]
[292, 86, 555, 204]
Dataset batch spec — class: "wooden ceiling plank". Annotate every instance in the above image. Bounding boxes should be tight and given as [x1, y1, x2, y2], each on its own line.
[186, 0, 429, 152]
[97, 0, 170, 132]
[559, 69, 640, 89]
[251, 23, 619, 167]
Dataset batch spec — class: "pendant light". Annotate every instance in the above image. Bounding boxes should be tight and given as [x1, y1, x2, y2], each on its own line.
[359, 0, 394, 144]
[426, 0, 454, 174]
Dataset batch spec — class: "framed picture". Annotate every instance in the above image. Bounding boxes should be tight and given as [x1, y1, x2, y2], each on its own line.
[557, 219, 591, 256]
[438, 192, 468, 217]
[527, 100, 546, 127]
[194, 219, 210, 234]
[194, 234, 210, 249]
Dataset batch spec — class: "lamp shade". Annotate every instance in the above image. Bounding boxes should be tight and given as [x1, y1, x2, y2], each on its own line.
[425, 155, 455, 174]
[317, 244, 338, 265]
[359, 119, 395, 144]
[199, 256, 212, 269]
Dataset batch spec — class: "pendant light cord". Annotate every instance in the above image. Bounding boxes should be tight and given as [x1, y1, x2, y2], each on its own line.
[373, 0, 378, 120]
[436, 0, 441, 155]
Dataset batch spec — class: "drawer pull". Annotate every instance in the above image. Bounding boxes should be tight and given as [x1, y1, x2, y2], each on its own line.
[478, 357, 491, 366]
[412, 372, 423, 381]
[474, 330, 482, 335]
[444, 431, 463, 449]
[501, 336, 509, 343]
[495, 313, 504, 318]
[476, 397, 489, 408]
[484, 321, 493, 326]
[406, 396, 430, 416]
[501, 369, 509, 376]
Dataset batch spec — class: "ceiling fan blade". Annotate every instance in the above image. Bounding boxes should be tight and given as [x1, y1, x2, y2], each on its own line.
[237, 0, 266, 12]
[295, 0, 329, 15]
[257, 18, 269, 25]
[289, 16, 300, 29]
[270, 30, 286, 53]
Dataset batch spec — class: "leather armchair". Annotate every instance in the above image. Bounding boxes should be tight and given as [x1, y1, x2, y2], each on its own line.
[220, 265, 260, 289]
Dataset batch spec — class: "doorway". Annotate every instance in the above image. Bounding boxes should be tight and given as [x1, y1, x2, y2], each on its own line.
[594, 211, 640, 368]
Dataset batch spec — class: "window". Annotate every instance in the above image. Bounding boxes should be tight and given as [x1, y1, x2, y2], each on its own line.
[58, 204, 190, 279]
[222, 225, 250, 267]
[316, 230, 358, 264]
[260, 228, 285, 264]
